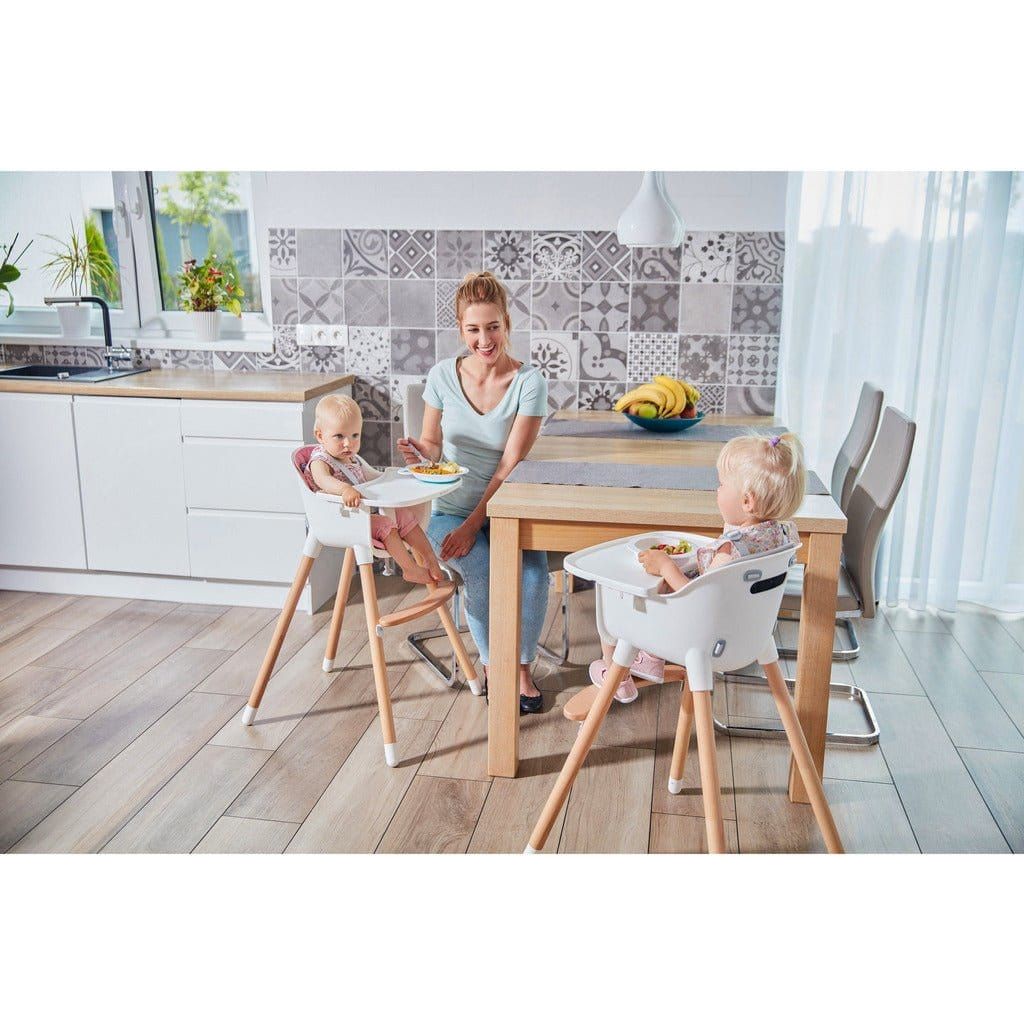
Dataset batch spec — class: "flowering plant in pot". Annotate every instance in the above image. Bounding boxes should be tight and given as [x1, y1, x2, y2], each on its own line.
[41, 219, 118, 337]
[177, 253, 244, 344]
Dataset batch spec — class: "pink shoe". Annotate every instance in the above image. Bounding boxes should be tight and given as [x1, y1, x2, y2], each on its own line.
[630, 650, 665, 684]
[589, 660, 639, 704]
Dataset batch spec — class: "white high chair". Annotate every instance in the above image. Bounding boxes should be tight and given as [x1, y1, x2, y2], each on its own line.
[526, 533, 844, 854]
[241, 446, 480, 767]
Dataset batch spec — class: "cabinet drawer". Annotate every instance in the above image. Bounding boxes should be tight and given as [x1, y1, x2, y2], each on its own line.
[187, 509, 307, 583]
[181, 400, 304, 440]
[184, 438, 303, 513]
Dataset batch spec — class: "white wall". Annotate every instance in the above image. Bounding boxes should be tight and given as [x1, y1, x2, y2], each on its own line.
[262, 172, 787, 231]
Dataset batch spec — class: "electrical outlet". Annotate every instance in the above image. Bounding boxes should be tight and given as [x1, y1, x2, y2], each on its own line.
[297, 324, 347, 348]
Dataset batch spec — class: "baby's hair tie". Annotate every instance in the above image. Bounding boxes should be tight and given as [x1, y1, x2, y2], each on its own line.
[768, 435, 781, 447]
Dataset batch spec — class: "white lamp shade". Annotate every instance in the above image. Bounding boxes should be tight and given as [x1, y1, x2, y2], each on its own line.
[616, 171, 684, 248]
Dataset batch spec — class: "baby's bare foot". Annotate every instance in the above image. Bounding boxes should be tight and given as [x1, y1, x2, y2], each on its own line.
[426, 562, 444, 582]
[402, 564, 433, 586]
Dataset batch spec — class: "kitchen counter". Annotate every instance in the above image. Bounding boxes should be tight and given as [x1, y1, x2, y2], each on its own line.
[0, 366, 354, 402]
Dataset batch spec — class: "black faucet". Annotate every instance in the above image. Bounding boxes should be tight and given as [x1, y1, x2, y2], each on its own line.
[44, 295, 132, 372]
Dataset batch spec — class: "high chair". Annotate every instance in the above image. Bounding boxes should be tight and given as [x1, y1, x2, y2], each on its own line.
[241, 446, 480, 767]
[526, 533, 844, 854]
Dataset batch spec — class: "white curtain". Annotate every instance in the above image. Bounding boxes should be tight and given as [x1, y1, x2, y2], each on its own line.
[778, 172, 1024, 615]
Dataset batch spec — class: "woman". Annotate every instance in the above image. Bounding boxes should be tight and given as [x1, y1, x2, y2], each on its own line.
[397, 271, 549, 713]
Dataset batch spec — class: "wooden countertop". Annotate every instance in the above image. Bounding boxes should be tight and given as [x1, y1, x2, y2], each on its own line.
[0, 366, 354, 402]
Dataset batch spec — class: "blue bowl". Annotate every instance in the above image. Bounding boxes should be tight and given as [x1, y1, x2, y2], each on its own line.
[623, 411, 706, 433]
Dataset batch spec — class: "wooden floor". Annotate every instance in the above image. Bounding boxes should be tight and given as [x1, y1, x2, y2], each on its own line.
[1, 580, 1022, 853]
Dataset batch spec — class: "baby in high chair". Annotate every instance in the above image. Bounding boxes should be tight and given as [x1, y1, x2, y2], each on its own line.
[591, 432, 805, 703]
[307, 394, 443, 587]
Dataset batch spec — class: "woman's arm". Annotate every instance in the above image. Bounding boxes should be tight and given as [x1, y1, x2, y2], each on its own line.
[397, 403, 443, 465]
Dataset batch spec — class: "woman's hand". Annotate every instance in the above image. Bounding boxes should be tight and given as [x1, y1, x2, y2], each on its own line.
[396, 436, 427, 467]
[341, 485, 362, 509]
[440, 520, 480, 561]
[638, 548, 672, 577]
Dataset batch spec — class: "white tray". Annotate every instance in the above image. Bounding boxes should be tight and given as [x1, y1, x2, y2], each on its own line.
[319, 468, 463, 509]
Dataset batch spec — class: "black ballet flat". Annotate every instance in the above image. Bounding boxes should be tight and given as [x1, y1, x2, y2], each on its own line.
[519, 690, 544, 715]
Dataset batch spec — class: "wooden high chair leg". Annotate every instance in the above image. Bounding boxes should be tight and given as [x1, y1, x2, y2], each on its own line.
[525, 659, 632, 853]
[242, 553, 316, 725]
[359, 562, 399, 767]
[692, 690, 727, 853]
[323, 548, 356, 671]
[668, 682, 695, 795]
[764, 660, 844, 854]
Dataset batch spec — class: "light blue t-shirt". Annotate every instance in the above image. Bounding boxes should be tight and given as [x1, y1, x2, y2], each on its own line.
[422, 357, 548, 517]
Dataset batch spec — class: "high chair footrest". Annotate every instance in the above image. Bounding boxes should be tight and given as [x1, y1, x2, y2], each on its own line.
[562, 663, 686, 721]
[377, 584, 456, 629]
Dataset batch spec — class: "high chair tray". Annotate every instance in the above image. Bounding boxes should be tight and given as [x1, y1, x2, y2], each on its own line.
[563, 531, 711, 598]
[319, 468, 463, 509]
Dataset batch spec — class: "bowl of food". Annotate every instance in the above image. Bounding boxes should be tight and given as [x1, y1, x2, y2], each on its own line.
[405, 460, 468, 484]
[627, 532, 700, 572]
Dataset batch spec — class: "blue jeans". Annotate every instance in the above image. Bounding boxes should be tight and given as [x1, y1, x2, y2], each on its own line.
[427, 512, 549, 665]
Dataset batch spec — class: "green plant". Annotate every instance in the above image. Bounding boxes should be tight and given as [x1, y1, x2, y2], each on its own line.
[84, 217, 121, 306]
[0, 233, 32, 317]
[177, 253, 244, 316]
[157, 172, 239, 262]
[41, 217, 118, 296]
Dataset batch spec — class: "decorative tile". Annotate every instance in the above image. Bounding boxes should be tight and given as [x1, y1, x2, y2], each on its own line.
[390, 280, 435, 328]
[627, 332, 679, 380]
[391, 328, 435, 374]
[532, 231, 582, 280]
[681, 231, 734, 284]
[390, 374, 429, 425]
[270, 277, 298, 325]
[297, 278, 345, 324]
[359, 419, 392, 470]
[531, 280, 581, 331]
[678, 335, 728, 384]
[509, 331, 531, 364]
[726, 386, 776, 415]
[8, 344, 104, 367]
[579, 381, 626, 411]
[727, 335, 779, 386]
[629, 283, 680, 333]
[300, 346, 346, 374]
[484, 229, 531, 280]
[631, 245, 682, 282]
[579, 281, 629, 333]
[732, 285, 782, 334]
[353, 376, 391, 419]
[530, 332, 579, 381]
[344, 279, 389, 326]
[734, 232, 785, 284]
[545, 380, 578, 419]
[436, 280, 460, 329]
[347, 327, 390, 376]
[134, 347, 213, 370]
[679, 283, 732, 334]
[297, 324, 347, 348]
[697, 383, 726, 414]
[268, 228, 297, 274]
[213, 351, 258, 372]
[506, 280, 532, 330]
[296, 229, 343, 277]
[388, 229, 436, 279]
[579, 331, 627, 381]
[582, 230, 629, 282]
[343, 229, 388, 278]
[437, 230, 483, 278]
[258, 326, 300, 371]
[436, 329, 464, 361]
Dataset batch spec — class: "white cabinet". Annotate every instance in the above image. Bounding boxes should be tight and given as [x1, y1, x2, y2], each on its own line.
[0, 393, 87, 569]
[73, 396, 190, 576]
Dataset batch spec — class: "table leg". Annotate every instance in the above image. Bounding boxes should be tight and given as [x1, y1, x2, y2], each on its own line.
[488, 516, 522, 778]
[789, 531, 842, 804]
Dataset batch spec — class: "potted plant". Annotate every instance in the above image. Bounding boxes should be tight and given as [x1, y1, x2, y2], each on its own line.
[1, 233, 32, 317]
[41, 218, 118, 338]
[177, 253, 244, 344]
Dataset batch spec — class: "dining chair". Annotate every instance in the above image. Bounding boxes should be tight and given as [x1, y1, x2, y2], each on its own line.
[526, 537, 843, 854]
[401, 382, 571, 688]
[240, 446, 480, 767]
[724, 406, 917, 745]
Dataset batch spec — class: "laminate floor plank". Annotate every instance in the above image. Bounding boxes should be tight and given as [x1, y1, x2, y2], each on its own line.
[103, 745, 272, 853]
[980, 671, 1024, 735]
[377, 776, 489, 854]
[0, 665, 76, 729]
[882, 605, 952, 633]
[0, 626, 79, 685]
[10, 692, 242, 854]
[650, 811, 740, 854]
[0, 593, 76, 645]
[186, 606, 278, 652]
[0, 713, 80, 783]
[0, 591, 31, 614]
[15, 646, 232, 787]
[999, 617, 1024, 649]
[959, 748, 1024, 852]
[0, 780, 77, 853]
[33, 595, 130, 634]
[845, 618, 926, 696]
[193, 815, 299, 854]
[946, 610, 1024, 675]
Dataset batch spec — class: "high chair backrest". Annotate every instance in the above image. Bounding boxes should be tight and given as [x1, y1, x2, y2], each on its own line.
[292, 445, 373, 552]
[403, 382, 427, 441]
[595, 544, 799, 674]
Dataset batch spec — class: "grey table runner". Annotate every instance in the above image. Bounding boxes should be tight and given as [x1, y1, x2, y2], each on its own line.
[507, 460, 829, 494]
[541, 419, 789, 443]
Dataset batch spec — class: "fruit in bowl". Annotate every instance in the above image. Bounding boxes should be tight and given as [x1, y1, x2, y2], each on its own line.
[614, 375, 701, 419]
[649, 540, 692, 555]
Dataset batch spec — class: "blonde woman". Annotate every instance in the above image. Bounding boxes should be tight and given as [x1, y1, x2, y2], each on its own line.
[397, 271, 549, 713]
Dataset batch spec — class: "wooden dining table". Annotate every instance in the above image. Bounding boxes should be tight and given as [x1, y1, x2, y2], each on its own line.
[485, 411, 847, 805]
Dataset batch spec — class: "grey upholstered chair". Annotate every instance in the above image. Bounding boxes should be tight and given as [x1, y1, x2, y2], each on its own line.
[722, 406, 917, 745]
[402, 382, 570, 686]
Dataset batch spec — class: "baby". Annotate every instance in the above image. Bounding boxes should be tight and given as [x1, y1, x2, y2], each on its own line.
[591, 432, 805, 703]
[307, 394, 443, 587]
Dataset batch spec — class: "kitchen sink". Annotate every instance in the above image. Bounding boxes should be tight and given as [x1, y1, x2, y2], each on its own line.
[0, 364, 150, 382]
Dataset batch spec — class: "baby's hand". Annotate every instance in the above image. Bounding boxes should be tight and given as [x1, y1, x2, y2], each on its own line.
[638, 548, 672, 577]
[341, 485, 362, 509]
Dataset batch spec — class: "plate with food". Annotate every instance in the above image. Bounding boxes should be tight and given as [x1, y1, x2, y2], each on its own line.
[627, 532, 701, 572]
[400, 460, 469, 484]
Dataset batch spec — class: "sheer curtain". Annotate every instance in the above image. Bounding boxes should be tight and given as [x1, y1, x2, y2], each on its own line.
[778, 172, 1024, 615]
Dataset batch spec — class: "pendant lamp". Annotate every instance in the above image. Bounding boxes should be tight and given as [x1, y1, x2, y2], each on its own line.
[616, 171, 684, 247]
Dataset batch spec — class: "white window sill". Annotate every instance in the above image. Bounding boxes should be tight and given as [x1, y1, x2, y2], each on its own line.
[0, 327, 274, 354]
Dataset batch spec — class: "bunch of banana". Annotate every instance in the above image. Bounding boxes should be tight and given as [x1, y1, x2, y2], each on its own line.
[615, 375, 701, 419]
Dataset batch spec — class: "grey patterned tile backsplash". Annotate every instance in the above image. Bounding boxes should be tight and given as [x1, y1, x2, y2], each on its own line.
[7, 225, 784, 467]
